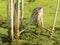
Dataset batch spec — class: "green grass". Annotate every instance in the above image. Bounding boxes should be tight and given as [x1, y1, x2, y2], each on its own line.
[0, 0, 60, 45]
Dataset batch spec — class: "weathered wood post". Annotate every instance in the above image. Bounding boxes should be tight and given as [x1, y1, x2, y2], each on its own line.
[14, 0, 20, 39]
[50, 0, 60, 38]
[7, 0, 14, 43]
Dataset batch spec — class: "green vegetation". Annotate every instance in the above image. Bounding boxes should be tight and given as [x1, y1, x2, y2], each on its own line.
[0, 0, 60, 45]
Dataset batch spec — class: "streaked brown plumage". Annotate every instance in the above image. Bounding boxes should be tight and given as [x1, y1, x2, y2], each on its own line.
[31, 7, 44, 27]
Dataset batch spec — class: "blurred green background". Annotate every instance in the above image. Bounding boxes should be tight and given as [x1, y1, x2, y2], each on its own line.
[0, 0, 60, 45]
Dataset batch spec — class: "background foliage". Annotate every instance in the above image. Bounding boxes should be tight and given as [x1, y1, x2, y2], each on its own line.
[0, 0, 60, 45]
